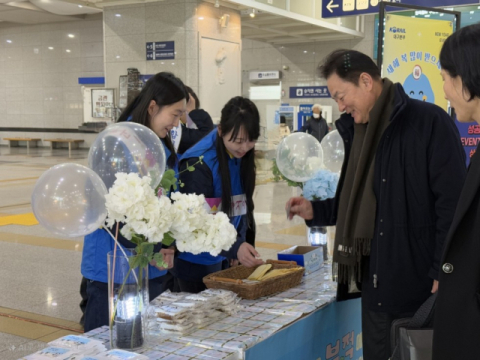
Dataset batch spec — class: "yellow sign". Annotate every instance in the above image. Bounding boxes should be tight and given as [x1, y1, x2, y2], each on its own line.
[382, 14, 453, 111]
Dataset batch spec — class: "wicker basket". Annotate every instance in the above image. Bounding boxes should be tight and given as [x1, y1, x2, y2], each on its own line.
[203, 260, 304, 299]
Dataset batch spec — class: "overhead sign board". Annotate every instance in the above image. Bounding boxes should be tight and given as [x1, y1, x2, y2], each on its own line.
[249, 71, 281, 80]
[289, 86, 331, 99]
[322, 0, 474, 18]
[146, 41, 175, 61]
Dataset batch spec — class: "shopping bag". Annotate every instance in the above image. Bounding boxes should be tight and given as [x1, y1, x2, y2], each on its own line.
[390, 293, 436, 360]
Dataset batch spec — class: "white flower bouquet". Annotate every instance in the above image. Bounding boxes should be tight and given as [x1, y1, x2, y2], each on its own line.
[104, 172, 237, 267]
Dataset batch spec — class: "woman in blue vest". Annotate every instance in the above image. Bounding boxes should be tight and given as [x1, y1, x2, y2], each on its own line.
[81, 72, 187, 331]
[174, 96, 264, 293]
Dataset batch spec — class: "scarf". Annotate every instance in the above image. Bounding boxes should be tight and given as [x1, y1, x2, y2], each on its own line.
[333, 78, 395, 285]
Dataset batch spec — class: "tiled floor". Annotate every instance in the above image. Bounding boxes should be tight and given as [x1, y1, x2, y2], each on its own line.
[0, 145, 314, 359]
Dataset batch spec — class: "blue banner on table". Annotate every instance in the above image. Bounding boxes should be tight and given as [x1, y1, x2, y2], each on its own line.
[245, 299, 362, 360]
[322, 0, 473, 18]
[455, 119, 480, 166]
[289, 86, 330, 99]
[146, 41, 175, 61]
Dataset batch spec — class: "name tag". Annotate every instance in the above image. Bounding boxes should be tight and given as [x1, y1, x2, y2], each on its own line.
[205, 194, 247, 216]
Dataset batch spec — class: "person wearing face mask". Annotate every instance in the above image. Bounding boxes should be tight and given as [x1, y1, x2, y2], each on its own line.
[173, 96, 264, 293]
[80, 72, 187, 331]
[299, 104, 329, 142]
[285, 50, 466, 360]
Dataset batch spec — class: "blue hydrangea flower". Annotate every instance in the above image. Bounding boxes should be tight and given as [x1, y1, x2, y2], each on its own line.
[302, 169, 339, 201]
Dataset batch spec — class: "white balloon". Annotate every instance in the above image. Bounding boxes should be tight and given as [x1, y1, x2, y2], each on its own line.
[320, 130, 345, 174]
[88, 122, 166, 190]
[32, 163, 108, 237]
[276, 132, 324, 182]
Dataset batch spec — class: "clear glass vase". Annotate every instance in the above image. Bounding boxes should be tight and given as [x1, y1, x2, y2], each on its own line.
[107, 249, 149, 350]
[307, 226, 329, 261]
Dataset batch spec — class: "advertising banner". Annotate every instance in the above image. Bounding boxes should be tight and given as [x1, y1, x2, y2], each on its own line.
[245, 299, 362, 360]
[382, 14, 453, 112]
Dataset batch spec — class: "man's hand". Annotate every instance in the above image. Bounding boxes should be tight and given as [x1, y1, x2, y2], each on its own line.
[237, 243, 264, 268]
[286, 197, 314, 220]
[431, 279, 439, 293]
[150, 248, 175, 270]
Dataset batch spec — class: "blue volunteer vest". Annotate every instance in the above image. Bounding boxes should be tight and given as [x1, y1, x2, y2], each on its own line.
[177, 130, 245, 265]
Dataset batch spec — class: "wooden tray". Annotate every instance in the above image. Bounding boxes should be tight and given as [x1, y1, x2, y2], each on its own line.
[203, 260, 304, 299]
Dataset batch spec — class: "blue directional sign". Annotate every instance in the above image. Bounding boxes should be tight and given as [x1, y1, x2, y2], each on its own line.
[146, 41, 175, 61]
[289, 86, 331, 99]
[322, 0, 475, 18]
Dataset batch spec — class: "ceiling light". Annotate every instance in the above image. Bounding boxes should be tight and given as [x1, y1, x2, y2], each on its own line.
[470, 10, 474, 14]
[68, 34, 75, 38]
[198, 16, 204, 20]
[48, 46, 54, 50]
[249, 8, 256, 18]
[214, 0, 219, 7]
[66, 49, 71, 53]
[78, 4, 82, 7]
[6, 39, 11, 43]
[116, 55, 120, 59]
[115, 14, 121, 17]
[303, 50, 307, 53]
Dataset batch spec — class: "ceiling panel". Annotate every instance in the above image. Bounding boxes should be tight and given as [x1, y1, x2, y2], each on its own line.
[0, 9, 82, 23]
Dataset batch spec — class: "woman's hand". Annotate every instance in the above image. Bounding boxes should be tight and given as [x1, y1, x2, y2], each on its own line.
[237, 243, 264, 268]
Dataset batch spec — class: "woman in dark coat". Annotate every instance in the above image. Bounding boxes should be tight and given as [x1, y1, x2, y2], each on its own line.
[433, 23, 480, 359]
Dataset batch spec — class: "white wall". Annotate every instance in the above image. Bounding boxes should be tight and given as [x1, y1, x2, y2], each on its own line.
[242, 14, 376, 123]
[0, 14, 104, 148]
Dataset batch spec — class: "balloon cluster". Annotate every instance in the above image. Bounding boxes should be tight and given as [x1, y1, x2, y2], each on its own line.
[32, 123, 166, 237]
[276, 129, 345, 183]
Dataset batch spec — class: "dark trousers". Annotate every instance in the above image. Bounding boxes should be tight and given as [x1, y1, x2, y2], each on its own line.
[83, 276, 164, 332]
[176, 277, 207, 293]
[361, 294, 415, 360]
[79, 277, 88, 326]
[360, 257, 415, 360]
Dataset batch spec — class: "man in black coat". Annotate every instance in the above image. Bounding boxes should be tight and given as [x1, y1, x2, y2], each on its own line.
[299, 103, 329, 142]
[286, 50, 466, 360]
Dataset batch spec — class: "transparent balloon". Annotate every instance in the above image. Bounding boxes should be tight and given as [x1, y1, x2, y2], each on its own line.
[276, 132, 324, 182]
[320, 130, 345, 174]
[88, 122, 166, 190]
[31, 163, 108, 237]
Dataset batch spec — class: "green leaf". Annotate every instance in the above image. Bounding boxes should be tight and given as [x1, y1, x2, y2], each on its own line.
[140, 242, 154, 256]
[187, 166, 195, 172]
[153, 252, 168, 268]
[153, 252, 164, 264]
[162, 232, 176, 247]
[137, 255, 149, 268]
[131, 233, 145, 245]
[159, 169, 178, 192]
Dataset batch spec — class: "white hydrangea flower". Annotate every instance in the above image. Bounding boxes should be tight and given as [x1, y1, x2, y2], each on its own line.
[105, 172, 237, 255]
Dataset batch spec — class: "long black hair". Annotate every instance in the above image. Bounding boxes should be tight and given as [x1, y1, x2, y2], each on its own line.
[440, 23, 480, 101]
[185, 86, 200, 110]
[216, 97, 260, 218]
[117, 72, 187, 168]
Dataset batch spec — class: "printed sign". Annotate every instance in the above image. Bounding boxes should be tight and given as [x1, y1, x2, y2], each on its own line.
[382, 14, 453, 112]
[249, 71, 281, 80]
[322, 0, 472, 18]
[289, 86, 331, 99]
[146, 41, 175, 61]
